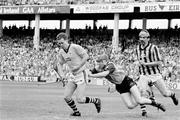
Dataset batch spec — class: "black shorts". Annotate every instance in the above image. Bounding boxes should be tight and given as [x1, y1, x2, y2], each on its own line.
[115, 76, 136, 94]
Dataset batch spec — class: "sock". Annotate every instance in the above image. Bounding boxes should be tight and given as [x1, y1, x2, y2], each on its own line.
[85, 97, 98, 104]
[64, 98, 79, 113]
[150, 99, 157, 106]
[170, 92, 175, 97]
[140, 104, 146, 113]
[149, 92, 156, 101]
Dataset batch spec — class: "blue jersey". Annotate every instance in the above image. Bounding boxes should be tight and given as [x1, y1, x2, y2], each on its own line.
[91, 62, 126, 84]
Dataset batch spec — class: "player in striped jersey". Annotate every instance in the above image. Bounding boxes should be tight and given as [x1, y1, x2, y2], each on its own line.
[54, 32, 101, 117]
[136, 29, 178, 116]
[88, 54, 166, 113]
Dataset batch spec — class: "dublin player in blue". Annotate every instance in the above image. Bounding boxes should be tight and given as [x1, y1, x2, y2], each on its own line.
[88, 54, 166, 113]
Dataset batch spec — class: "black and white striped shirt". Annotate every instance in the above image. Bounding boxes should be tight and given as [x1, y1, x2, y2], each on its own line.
[136, 43, 162, 75]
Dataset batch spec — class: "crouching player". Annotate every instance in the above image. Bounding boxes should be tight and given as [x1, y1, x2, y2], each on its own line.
[88, 54, 166, 113]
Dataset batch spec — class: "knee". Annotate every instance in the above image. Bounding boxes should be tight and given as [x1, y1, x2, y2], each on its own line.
[136, 100, 144, 105]
[64, 96, 71, 101]
[127, 105, 135, 109]
[161, 91, 171, 97]
[125, 102, 136, 109]
[76, 97, 84, 104]
[141, 90, 150, 98]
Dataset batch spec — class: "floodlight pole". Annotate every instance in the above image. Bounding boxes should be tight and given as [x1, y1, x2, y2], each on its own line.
[168, 19, 172, 29]
[142, 18, 147, 29]
[66, 19, 70, 37]
[129, 19, 132, 29]
[60, 20, 63, 30]
[28, 19, 32, 29]
[93, 19, 97, 30]
[33, 14, 40, 50]
[112, 13, 119, 51]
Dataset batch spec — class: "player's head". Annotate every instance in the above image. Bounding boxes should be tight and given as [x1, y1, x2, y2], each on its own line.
[139, 29, 150, 46]
[94, 54, 108, 71]
[96, 54, 109, 64]
[56, 32, 69, 49]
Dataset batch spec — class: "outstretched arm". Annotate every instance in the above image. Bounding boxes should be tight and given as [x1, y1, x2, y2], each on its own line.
[88, 70, 109, 78]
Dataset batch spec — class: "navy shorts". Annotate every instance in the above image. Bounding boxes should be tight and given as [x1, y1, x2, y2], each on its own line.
[115, 76, 136, 94]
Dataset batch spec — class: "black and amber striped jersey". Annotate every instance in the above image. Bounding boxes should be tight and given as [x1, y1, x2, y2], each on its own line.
[136, 43, 162, 75]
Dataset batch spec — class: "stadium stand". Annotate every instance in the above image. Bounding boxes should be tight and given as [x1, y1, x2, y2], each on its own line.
[0, 0, 179, 83]
[0, 27, 179, 82]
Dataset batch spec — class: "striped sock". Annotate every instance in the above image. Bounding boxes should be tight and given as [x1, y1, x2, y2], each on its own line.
[64, 98, 79, 113]
[149, 92, 156, 101]
[85, 97, 98, 104]
[140, 104, 146, 113]
[170, 92, 175, 97]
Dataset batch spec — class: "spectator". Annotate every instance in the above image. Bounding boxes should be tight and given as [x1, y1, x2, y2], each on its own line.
[0, 26, 179, 84]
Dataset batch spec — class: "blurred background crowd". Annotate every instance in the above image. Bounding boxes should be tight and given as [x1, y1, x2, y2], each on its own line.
[0, 25, 180, 82]
[0, 0, 180, 6]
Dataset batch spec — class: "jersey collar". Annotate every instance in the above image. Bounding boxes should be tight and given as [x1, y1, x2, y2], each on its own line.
[63, 44, 71, 53]
[140, 42, 150, 50]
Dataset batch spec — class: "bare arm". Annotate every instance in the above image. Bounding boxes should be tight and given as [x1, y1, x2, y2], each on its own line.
[53, 54, 65, 79]
[88, 70, 110, 78]
[56, 63, 65, 79]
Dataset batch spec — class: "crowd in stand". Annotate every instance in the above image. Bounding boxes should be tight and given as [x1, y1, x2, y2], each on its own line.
[0, 0, 179, 6]
[0, 26, 180, 82]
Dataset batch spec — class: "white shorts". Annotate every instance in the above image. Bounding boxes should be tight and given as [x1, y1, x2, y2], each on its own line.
[139, 73, 163, 83]
[137, 74, 163, 95]
[68, 70, 88, 85]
